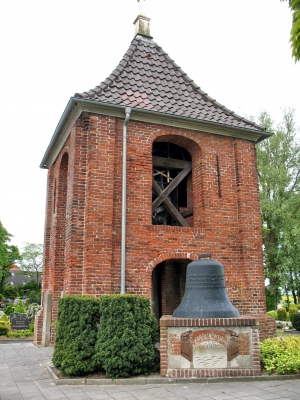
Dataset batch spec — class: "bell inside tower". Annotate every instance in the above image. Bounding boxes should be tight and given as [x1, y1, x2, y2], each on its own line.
[152, 142, 193, 227]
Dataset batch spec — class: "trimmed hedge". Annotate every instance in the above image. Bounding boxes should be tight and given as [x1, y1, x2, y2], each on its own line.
[52, 294, 159, 378]
[52, 295, 101, 376]
[94, 294, 159, 379]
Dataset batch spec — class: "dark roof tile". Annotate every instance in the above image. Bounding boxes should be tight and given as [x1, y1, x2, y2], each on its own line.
[76, 35, 264, 132]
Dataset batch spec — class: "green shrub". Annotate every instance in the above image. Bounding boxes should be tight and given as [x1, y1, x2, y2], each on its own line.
[94, 294, 159, 379]
[3, 285, 19, 300]
[260, 336, 300, 374]
[22, 280, 40, 292]
[277, 307, 287, 321]
[29, 320, 34, 333]
[52, 295, 100, 376]
[267, 310, 278, 320]
[14, 301, 26, 313]
[4, 304, 15, 316]
[0, 325, 9, 336]
[291, 312, 300, 331]
[289, 304, 298, 320]
[7, 330, 33, 338]
[26, 290, 41, 305]
[26, 303, 40, 322]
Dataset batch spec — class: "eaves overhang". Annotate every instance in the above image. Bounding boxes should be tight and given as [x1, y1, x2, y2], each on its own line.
[40, 98, 272, 169]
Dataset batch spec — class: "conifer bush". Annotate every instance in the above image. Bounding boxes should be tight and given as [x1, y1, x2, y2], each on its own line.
[4, 304, 14, 316]
[52, 295, 100, 376]
[14, 300, 26, 313]
[291, 312, 300, 331]
[94, 294, 159, 379]
[277, 307, 287, 321]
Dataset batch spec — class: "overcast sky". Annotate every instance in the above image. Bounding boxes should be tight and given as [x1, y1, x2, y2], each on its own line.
[0, 0, 299, 250]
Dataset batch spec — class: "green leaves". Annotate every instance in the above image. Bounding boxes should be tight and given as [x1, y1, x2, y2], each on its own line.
[290, 0, 300, 62]
[256, 109, 300, 307]
[281, 0, 300, 61]
[260, 336, 300, 374]
[18, 243, 43, 284]
[0, 221, 20, 294]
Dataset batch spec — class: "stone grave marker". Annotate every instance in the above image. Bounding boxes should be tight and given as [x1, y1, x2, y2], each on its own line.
[9, 313, 30, 330]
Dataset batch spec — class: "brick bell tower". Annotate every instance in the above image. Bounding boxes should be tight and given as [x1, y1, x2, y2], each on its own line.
[35, 1, 275, 345]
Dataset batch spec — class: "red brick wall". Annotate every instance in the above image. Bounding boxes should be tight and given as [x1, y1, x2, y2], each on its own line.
[38, 113, 273, 343]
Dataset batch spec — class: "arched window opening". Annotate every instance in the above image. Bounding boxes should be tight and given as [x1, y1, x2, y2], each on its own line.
[152, 142, 193, 226]
[53, 153, 69, 293]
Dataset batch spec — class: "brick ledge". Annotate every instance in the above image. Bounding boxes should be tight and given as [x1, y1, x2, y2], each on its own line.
[160, 315, 259, 327]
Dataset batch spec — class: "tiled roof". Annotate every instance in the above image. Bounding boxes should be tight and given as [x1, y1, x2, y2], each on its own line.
[75, 35, 264, 132]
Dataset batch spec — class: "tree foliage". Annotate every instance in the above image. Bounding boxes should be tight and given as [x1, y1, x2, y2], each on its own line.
[281, 0, 300, 62]
[256, 109, 300, 308]
[0, 221, 20, 294]
[18, 243, 43, 283]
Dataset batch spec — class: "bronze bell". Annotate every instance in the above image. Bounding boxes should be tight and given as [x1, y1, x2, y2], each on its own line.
[173, 256, 240, 318]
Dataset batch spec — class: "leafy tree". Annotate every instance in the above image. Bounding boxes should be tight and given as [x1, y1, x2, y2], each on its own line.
[0, 221, 20, 294]
[18, 243, 43, 284]
[265, 287, 278, 312]
[281, 0, 300, 62]
[256, 109, 300, 309]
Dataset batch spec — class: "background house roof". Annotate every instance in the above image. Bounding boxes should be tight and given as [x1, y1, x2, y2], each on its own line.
[75, 34, 265, 133]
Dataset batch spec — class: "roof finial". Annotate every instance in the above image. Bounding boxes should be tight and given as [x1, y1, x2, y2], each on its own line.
[138, 0, 147, 17]
[134, 0, 152, 38]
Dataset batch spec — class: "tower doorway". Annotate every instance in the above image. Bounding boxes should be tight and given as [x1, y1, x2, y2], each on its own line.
[151, 259, 190, 321]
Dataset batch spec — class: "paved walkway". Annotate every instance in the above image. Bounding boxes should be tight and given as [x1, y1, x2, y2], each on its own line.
[1, 342, 300, 400]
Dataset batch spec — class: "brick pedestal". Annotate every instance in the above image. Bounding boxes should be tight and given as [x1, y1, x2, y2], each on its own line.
[160, 316, 261, 378]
